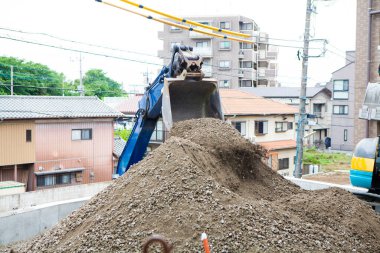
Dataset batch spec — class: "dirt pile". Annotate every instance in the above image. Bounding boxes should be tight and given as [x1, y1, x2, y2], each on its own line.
[4, 118, 380, 252]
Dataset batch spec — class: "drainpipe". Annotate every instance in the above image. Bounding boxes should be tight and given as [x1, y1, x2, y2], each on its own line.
[366, 0, 372, 138]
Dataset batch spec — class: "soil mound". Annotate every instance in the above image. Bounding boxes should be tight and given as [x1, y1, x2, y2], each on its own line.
[3, 118, 380, 253]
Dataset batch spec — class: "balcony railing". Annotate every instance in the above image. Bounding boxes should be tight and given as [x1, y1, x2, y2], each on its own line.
[193, 47, 212, 57]
[189, 30, 213, 39]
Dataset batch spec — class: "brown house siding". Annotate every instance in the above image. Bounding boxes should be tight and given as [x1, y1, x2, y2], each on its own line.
[0, 121, 35, 166]
[33, 119, 114, 190]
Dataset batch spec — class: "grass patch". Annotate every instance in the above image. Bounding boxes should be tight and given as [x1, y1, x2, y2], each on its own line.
[303, 147, 351, 172]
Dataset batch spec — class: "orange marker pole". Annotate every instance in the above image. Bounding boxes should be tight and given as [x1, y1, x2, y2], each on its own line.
[201, 232, 211, 253]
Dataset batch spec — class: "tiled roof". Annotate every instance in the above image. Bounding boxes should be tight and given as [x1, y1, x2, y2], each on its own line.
[115, 95, 143, 115]
[219, 89, 298, 116]
[240, 87, 330, 98]
[113, 137, 126, 158]
[258, 139, 297, 151]
[0, 96, 124, 120]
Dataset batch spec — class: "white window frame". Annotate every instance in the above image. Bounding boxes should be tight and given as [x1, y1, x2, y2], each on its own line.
[333, 105, 348, 115]
[220, 21, 231, 30]
[219, 41, 231, 50]
[219, 60, 231, 69]
[218, 80, 230, 88]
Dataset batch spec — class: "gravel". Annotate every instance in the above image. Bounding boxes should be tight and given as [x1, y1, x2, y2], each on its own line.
[2, 118, 380, 253]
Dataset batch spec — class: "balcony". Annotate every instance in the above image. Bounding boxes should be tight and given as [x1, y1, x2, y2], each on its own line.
[257, 68, 276, 80]
[189, 30, 213, 39]
[193, 47, 213, 57]
[267, 51, 278, 60]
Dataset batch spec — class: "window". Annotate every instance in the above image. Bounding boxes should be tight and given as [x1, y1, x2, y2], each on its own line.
[333, 80, 349, 99]
[151, 120, 164, 142]
[219, 41, 231, 50]
[231, 121, 246, 136]
[220, 21, 231, 30]
[196, 41, 209, 48]
[36, 172, 78, 187]
[72, 129, 92, 140]
[239, 80, 253, 87]
[219, 80, 230, 88]
[279, 158, 289, 170]
[239, 42, 253, 49]
[219, 60, 231, 69]
[344, 129, 348, 142]
[26, 129, 32, 142]
[288, 122, 293, 130]
[275, 122, 288, 132]
[255, 121, 268, 135]
[239, 61, 253, 68]
[240, 22, 253, 30]
[333, 105, 348, 115]
[313, 104, 323, 118]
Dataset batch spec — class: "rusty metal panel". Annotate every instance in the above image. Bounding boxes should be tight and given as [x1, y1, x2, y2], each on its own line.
[34, 120, 114, 189]
[0, 121, 35, 166]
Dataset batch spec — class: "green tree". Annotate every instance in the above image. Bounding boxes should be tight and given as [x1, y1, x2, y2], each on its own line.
[0, 56, 65, 95]
[81, 69, 125, 99]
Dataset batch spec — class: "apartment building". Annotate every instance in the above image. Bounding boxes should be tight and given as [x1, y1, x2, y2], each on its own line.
[354, 1, 380, 144]
[330, 51, 356, 151]
[157, 15, 278, 88]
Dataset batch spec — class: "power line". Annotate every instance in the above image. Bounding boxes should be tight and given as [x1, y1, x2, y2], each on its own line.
[0, 35, 163, 66]
[0, 27, 160, 59]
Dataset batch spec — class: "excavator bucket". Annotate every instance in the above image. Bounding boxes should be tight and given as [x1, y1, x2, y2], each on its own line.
[162, 77, 224, 130]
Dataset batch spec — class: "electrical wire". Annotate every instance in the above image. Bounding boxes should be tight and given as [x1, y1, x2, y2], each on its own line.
[0, 35, 163, 66]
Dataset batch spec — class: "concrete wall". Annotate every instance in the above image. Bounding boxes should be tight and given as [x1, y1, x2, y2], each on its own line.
[0, 181, 110, 213]
[0, 198, 87, 244]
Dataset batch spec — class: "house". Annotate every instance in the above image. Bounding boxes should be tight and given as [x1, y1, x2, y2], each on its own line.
[330, 51, 355, 151]
[241, 86, 332, 148]
[219, 89, 298, 176]
[109, 89, 298, 176]
[106, 95, 166, 150]
[0, 96, 123, 191]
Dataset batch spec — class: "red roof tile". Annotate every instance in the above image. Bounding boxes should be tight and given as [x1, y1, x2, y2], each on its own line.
[258, 139, 297, 151]
[115, 95, 143, 115]
[219, 89, 298, 115]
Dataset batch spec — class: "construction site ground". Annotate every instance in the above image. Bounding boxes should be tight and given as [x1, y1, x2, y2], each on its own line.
[1, 119, 379, 253]
[303, 170, 351, 185]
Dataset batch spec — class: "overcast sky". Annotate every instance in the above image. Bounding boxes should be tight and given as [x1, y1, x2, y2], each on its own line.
[0, 0, 356, 92]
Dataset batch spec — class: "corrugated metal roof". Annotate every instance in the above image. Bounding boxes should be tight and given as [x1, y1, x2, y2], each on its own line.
[220, 89, 298, 115]
[240, 87, 329, 98]
[113, 137, 126, 158]
[0, 96, 124, 120]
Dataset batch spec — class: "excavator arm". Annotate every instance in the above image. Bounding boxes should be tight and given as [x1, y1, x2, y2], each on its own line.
[117, 45, 223, 175]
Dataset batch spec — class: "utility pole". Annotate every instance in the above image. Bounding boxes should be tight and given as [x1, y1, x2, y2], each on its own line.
[10, 65, 13, 96]
[295, 0, 312, 178]
[79, 53, 84, 96]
